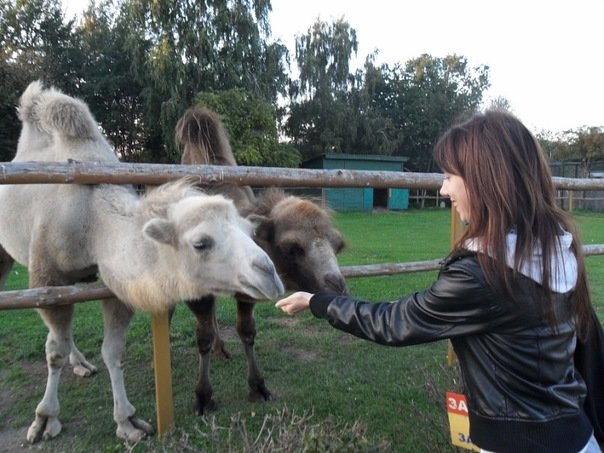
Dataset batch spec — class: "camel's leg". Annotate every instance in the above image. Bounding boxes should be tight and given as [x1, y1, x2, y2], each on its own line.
[211, 308, 231, 359]
[0, 245, 14, 289]
[101, 298, 154, 442]
[184, 300, 230, 358]
[27, 305, 73, 443]
[235, 299, 272, 402]
[186, 296, 218, 414]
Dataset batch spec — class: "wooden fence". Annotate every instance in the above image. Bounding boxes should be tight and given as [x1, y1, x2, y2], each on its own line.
[2, 161, 604, 436]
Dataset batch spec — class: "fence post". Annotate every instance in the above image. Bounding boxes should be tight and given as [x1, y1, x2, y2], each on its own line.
[151, 311, 174, 437]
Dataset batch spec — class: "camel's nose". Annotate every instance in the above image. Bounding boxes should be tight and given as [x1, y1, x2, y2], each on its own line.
[253, 254, 276, 276]
[253, 255, 285, 297]
[324, 273, 349, 295]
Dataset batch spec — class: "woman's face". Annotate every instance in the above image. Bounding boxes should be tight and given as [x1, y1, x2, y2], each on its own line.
[440, 173, 470, 223]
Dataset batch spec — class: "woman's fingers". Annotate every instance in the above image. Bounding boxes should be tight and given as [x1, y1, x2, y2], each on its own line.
[275, 291, 312, 315]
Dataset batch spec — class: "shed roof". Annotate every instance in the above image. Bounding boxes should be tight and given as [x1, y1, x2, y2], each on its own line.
[303, 153, 409, 166]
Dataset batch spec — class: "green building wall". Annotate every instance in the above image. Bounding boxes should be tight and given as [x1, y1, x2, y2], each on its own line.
[302, 153, 410, 212]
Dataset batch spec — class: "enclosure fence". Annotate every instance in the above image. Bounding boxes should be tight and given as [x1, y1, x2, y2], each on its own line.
[2, 161, 604, 435]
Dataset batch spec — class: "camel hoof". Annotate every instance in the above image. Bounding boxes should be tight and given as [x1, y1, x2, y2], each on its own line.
[72, 362, 98, 378]
[212, 345, 232, 360]
[27, 416, 61, 443]
[248, 383, 273, 402]
[193, 396, 217, 415]
[130, 417, 155, 435]
[116, 417, 153, 443]
[70, 350, 98, 378]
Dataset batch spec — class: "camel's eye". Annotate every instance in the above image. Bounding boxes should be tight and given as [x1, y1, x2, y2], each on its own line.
[331, 233, 346, 254]
[283, 241, 304, 258]
[192, 236, 214, 252]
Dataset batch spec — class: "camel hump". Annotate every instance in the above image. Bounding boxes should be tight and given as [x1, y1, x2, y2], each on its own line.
[17, 80, 99, 140]
[175, 106, 237, 166]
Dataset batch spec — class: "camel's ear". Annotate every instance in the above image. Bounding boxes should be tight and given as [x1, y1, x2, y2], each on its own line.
[143, 218, 177, 246]
[247, 214, 273, 242]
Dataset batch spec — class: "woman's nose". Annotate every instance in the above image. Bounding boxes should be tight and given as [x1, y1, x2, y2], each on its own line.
[439, 182, 448, 197]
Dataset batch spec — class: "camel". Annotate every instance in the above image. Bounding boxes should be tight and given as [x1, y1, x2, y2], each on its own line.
[175, 106, 348, 414]
[0, 81, 284, 443]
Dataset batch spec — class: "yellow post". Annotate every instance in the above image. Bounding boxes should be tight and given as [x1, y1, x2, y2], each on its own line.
[151, 311, 174, 437]
[448, 207, 465, 366]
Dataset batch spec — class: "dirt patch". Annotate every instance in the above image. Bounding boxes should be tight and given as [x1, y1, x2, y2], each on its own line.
[290, 347, 321, 362]
[0, 359, 93, 452]
[269, 316, 324, 337]
[0, 427, 33, 453]
[217, 325, 238, 342]
[0, 376, 35, 452]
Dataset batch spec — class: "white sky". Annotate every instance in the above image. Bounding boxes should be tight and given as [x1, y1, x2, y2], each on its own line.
[64, 0, 603, 135]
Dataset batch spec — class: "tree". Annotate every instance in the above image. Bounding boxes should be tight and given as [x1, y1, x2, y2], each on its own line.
[122, 0, 289, 163]
[488, 95, 512, 112]
[0, 0, 79, 89]
[0, 55, 23, 160]
[286, 24, 490, 168]
[292, 17, 358, 100]
[285, 18, 360, 160]
[194, 89, 300, 167]
[558, 127, 604, 177]
[0, 0, 79, 159]
[396, 54, 490, 171]
[75, 1, 147, 162]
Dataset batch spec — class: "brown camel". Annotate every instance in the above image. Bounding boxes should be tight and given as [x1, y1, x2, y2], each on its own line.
[175, 106, 348, 414]
[0, 82, 284, 443]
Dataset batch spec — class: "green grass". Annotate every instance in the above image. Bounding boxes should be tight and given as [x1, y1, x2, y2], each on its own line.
[0, 208, 603, 452]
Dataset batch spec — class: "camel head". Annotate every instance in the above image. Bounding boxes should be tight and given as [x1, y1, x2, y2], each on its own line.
[141, 189, 284, 307]
[251, 190, 348, 295]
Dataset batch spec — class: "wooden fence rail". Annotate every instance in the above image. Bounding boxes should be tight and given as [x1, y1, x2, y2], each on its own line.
[3, 161, 604, 190]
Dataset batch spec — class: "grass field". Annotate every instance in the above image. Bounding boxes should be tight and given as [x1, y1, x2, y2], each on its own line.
[0, 208, 603, 452]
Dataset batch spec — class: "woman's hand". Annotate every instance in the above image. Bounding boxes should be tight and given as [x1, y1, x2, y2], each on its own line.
[275, 291, 313, 316]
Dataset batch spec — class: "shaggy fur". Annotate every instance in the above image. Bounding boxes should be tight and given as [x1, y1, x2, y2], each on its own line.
[0, 82, 283, 443]
[175, 106, 347, 414]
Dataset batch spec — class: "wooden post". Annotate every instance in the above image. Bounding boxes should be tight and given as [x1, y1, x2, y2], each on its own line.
[151, 311, 174, 437]
[448, 207, 465, 366]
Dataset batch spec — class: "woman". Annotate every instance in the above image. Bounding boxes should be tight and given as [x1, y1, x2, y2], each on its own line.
[276, 110, 601, 453]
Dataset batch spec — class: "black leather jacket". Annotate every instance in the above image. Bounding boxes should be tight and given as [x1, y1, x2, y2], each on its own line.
[309, 251, 593, 453]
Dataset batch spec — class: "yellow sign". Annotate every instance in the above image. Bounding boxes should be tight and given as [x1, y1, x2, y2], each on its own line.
[446, 392, 480, 451]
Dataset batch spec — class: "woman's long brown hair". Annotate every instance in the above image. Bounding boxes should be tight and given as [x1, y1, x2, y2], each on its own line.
[433, 110, 591, 339]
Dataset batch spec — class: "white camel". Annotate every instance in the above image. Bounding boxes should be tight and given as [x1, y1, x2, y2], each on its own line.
[0, 81, 284, 443]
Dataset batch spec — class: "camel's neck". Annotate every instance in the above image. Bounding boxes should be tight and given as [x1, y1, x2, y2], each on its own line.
[91, 185, 180, 310]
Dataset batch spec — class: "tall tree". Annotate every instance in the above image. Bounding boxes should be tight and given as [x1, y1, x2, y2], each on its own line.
[76, 0, 146, 162]
[292, 17, 358, 100]
[396, 54, 489, 171]
[0, 0, 79, 159]
[285, 18, 359, 160]
[122, 0, 289, 163]
[557, 127, 604, 177]
[343, 57, 404, 156]
[0, 0, 79, 89]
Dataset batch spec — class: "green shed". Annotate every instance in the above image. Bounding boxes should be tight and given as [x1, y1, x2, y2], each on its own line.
[302, 153, 409, 212]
